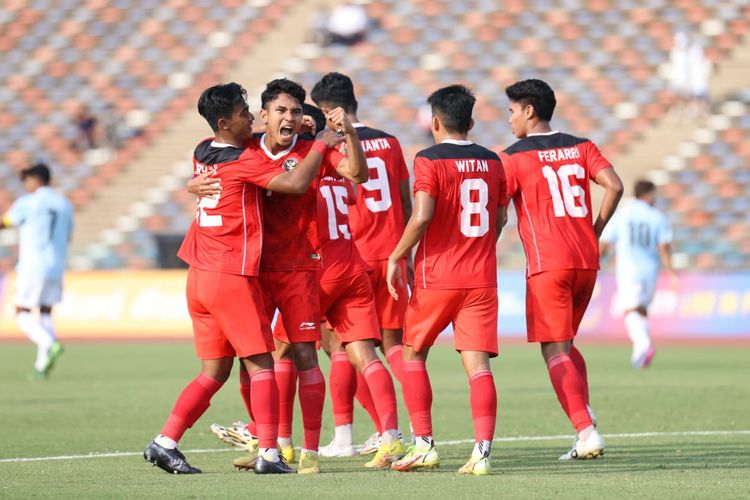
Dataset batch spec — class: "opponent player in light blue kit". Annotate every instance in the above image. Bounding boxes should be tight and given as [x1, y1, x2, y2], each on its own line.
[600, 180, 675, 368]
[1, 164, 74, 380]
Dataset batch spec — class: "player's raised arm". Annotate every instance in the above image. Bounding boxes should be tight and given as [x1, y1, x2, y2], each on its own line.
[267, 128, 344, 194]
[328, 107, 369, 183]
[593, 167, 624, 238]
[386, 191, 435, 299]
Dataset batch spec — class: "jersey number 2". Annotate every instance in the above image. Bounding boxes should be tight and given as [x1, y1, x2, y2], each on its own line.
[460, 178, 489, 237]
[197, 194, 222, 227]
[542, 164, 588, 218]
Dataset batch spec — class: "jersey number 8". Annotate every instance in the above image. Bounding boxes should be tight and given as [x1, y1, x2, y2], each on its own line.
[460, 178, 489, 238]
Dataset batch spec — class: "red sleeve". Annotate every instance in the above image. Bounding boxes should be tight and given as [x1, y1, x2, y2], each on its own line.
[412, 156, 439, 198]
[498, 152, 518, 199]
[584, 141, 613, 179]
[236, 149, 283, 187]
[497, 159, 509, 207]
[324, 147, 346, 171]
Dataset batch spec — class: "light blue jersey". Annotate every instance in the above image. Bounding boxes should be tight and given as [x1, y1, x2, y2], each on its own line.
[5, 187, 74, 280]
[601, 199, 672, 283]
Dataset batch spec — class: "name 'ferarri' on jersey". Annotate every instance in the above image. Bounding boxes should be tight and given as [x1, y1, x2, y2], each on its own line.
[499, 131, 612, 277]
[412, 140, 507, 289]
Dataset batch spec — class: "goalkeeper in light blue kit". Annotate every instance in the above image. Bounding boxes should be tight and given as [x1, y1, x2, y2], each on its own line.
[1, 164, 74, 380]
[600, 179, 675, 368]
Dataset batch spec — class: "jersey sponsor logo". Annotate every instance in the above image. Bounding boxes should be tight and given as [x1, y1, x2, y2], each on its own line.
[283, 158, 299, 171]
[194, 161, 217, 175]
[299, 321, 317, 331]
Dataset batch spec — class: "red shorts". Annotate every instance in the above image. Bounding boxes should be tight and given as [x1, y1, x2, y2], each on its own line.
[186, 267, 273, 359]
[367, 259, 408, 330]
[319, 272, 381, 345]
[526, 269, 597, 343]
[404, 287, 498, 356]
[260, 270, 321, 344]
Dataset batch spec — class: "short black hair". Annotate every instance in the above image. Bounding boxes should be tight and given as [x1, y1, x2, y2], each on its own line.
[301, 103, 326, 140]
[505, 79, 556, 122]
[20, 163, 51, 185]
[198, 82, 247, 132]
[427, 84, 476, 134]
[261, 78, 306, 110]
[634, 179, 656, 199]
[310, 72, 358, 114]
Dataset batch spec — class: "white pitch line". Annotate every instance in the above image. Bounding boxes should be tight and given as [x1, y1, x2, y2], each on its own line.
[1, 430, 749, 464]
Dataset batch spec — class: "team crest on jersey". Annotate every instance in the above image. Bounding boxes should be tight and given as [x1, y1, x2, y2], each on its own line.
[283, 158, 299, 171]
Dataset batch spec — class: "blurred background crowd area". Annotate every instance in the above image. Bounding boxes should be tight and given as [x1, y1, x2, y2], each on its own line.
[0, 0, 748, 272]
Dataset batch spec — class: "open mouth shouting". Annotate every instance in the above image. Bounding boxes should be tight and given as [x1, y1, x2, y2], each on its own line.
[279, 125, 294, 140]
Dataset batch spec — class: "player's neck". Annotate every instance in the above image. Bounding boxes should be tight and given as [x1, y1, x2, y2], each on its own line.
[348, 113, 361, 125]
[526, 120, 552, 136]
[263, 133, 292, 155]
[436, 131, 469, 143]
[214, 133, 244, 148]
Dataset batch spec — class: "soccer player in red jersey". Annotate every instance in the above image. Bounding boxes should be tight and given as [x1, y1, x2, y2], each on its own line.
[498, 79, 623, 460]
[311, 72, 412, 456]
[387, 85, 508, 475]
[143, 82, 342, 475]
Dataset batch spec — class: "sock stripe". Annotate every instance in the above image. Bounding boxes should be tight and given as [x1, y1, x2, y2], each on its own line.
[250, 369, 275, 382]
[469, 369, 492, 382]
[547, 353, 571, 370]
[299, 367, 325, 385]
[274, 359, 296, 372]
[331, 352, 348, 362]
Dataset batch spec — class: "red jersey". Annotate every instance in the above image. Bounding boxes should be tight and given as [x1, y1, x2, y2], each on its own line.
[178, 138, 283, 276]
[318, 163, 370, 283]
[348, 125, 409, 261]
[498, 131, 613, 277]
[412, 140, 507, 289]
[255, 134, 344, 272]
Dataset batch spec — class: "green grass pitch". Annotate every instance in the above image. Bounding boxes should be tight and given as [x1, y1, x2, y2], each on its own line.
[1, 341, 748, 498]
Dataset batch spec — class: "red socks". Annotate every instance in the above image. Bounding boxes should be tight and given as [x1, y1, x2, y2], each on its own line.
[250, 369, 279, 448]
[547, 353, 593, 432]
[239, 369, 258, 437]
[568, 345, 590, 406]
[361, 359, 399, 432]
[470, 370, 497, 442]
[298, 367, 326, 451]
[401, 360, 433, 436]
[355, 371, 383, 434]
[329, 352, 357, 426]
[274, 359, 298, 440]
[161, 373, 223, 442]
[385, 345, 405, 385]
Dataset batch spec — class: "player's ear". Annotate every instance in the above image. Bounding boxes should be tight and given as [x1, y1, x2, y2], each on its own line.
[524, 103, 535, 120]
[259, 107, 269, 123]
[217, 116, 229, 131]
[431, 115, 440, 133]
[467, 118, 475, 132]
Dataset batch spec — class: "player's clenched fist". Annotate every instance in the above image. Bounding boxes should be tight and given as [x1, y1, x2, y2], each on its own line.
[386, 257, 403, 300]
[325, 107, 355, 136]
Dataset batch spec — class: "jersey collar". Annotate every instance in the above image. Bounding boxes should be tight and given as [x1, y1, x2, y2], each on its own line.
[527, 130, 560, 137]
[352, 122, 366, 128]
[210, 140, 236, 148]
[441, 139, 473, 146]
[260, 133, 298, 160]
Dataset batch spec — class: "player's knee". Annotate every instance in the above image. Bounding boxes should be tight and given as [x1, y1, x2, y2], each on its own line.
[291, 343, 318, 371]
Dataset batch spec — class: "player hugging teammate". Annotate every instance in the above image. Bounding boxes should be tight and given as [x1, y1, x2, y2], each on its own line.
[144, 76, 622, 475]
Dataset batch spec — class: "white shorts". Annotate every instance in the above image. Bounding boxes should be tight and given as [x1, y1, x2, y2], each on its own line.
[616, 279, 656, 311]
[15, 275, 63, 309]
